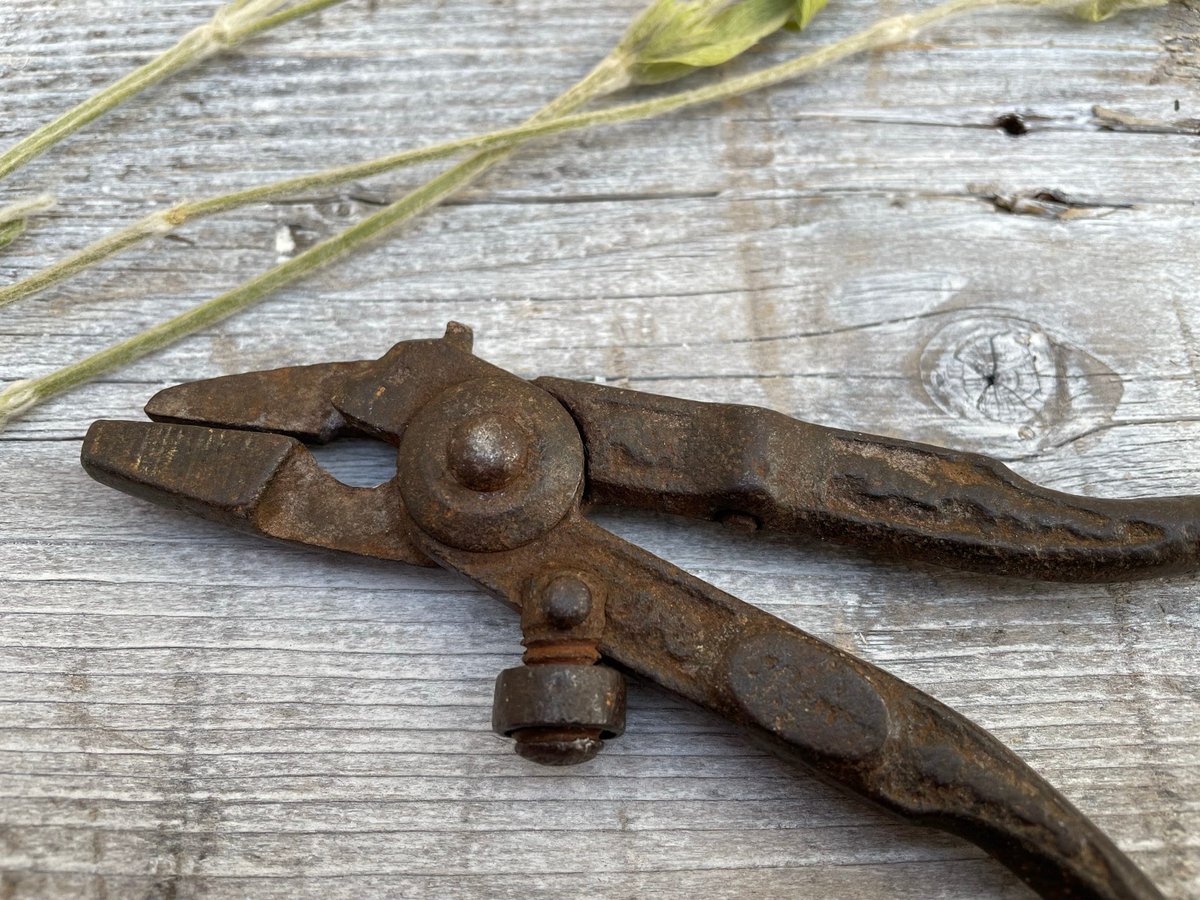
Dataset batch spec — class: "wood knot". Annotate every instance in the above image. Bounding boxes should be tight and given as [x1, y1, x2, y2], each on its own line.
[919, 314, 1122, 453]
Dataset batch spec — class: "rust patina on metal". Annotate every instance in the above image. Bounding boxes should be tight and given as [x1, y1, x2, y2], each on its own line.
[80, 323, 1198, 900]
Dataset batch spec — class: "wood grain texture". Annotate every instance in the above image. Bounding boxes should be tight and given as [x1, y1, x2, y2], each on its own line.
[1, 0, 1198, 897]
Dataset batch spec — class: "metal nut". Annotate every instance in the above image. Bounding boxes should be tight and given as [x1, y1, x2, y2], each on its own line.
[492, 663, 626, 766]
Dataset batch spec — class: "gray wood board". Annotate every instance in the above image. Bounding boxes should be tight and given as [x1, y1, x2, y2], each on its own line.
[1, 0, 1198, 897]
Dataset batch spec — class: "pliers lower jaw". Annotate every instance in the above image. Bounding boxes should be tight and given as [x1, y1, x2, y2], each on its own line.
[81, 323, 1191, 900]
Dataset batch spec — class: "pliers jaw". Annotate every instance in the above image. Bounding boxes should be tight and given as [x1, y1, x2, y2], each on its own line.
[81, 418, 428, 563]
[80, 322, 1181, 900]
[81, 322, 490, 564]
[143, 359, 378, 443]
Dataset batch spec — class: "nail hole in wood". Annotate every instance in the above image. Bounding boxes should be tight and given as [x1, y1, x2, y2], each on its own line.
[994, 113, 1028, 136]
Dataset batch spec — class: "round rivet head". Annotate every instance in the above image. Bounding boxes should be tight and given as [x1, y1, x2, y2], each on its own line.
[447, 414, 529, 492]
[543, 575, 592, 628]
[398, 376, 584, 552]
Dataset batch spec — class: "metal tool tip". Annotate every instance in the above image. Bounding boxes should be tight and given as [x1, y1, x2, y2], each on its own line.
[80, 419, 120, 472]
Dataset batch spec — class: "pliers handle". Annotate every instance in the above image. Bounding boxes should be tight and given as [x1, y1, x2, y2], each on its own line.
[542, 376, 1200, 583]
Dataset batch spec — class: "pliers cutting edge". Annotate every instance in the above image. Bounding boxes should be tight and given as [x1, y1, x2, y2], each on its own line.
[81, 323, 1199, 899]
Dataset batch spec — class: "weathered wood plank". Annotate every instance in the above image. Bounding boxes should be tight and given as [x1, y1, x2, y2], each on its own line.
[1, 0, 1198, 897]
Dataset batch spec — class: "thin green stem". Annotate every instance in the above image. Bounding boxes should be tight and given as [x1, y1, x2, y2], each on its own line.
[0, 32, 202, 183]
[0, 0, 1109, 312]
[0, 56, 625, 311]
[0, 0, 348, 184]
[239, 0, 355, 38]
[0, 219, 165, 308]
[0, 56, 630, 428]
[0, 0, 1161, 426]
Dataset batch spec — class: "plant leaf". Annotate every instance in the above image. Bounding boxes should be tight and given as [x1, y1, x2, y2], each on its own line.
[651, 0, 794, 66]
[627, 0, 824, 85]
[1073, 0, 1167, 21]
[790, 0, 829, 30]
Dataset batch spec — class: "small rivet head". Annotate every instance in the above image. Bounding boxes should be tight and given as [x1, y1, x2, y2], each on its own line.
[447, 414, 528, 492]
[543, 576, 593, 628]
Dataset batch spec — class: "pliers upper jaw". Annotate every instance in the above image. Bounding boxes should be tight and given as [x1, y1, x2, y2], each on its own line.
[143, 359, 377, 444]
[141, 321, 483, 445]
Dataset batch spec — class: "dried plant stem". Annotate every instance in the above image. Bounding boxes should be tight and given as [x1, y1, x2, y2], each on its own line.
[0, 0, 1163, 426]
[0, 0, 1118, 312]
[0, 56, 629, 427]
[0, 0, 348, 184]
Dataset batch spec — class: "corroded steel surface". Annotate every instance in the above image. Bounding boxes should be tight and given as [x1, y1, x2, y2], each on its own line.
[537, 376, 1200, 582]
[81, 323, 1192, 900]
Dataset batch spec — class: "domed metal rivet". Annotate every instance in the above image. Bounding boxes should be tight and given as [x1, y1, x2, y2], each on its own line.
[397, 376, 584, 552]
[543, 575, 592, 628]
[447, 414, 528, 492]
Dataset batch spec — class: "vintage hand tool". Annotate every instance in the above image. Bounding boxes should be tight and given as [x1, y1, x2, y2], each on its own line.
[81, 323, 1194, 900]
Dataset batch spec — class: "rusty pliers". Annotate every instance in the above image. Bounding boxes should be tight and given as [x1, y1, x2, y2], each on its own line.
[80, 323, 1198, 900]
